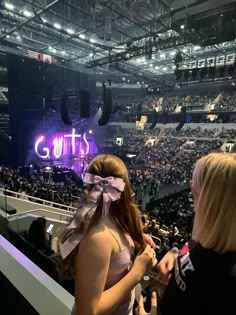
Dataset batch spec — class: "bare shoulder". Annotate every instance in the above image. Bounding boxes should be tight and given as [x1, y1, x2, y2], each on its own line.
[79, 223, 111, 255]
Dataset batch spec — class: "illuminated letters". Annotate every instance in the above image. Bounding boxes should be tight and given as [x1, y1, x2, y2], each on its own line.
[35, 136, 50, 159]
[34, 129, 95, 159]
[64, 128, 81, 155]
[53, 137, 63, 159]
[83, 132, 89, 155]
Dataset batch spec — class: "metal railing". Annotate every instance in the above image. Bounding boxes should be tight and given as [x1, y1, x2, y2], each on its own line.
[147, 234, 162, 248]
[0, 188, 77, 212]
[7, 208, 74, 222]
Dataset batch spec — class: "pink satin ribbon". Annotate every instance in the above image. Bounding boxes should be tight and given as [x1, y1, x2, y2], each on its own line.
[60, 173, 125, 259]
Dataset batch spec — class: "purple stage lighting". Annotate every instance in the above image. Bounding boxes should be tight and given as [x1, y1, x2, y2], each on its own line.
[34, 128, 98, 160]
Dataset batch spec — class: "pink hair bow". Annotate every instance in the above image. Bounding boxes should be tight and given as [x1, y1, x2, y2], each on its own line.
[60, 173, 125, 259]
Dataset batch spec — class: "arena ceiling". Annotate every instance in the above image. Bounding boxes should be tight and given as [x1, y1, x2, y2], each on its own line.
[0, 0, 236, 83]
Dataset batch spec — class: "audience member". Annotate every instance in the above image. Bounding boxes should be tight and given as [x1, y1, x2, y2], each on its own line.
[58, 154, 157, 315]
[0, 165, 82, 207]
[157, 153, 236, 315]
[27, 217, 57, 255]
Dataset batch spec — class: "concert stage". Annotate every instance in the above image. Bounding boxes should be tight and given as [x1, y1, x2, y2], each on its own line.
[28, 127, 99, 175]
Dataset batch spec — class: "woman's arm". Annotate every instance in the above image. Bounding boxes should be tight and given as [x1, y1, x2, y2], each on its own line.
[157, 248, 179, 284]
[75, 231, 156, 315]
[51, 236, 59, 253]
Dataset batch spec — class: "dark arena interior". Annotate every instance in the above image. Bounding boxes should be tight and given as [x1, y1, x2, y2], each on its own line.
[0, 0, 236, 314]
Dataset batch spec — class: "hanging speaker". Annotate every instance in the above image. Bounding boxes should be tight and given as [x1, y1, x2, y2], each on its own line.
[149, 110, 158, 129]
[80, 89, 90, 118]
[175, 106, 186, 131]
[60, 93, 72, 125]
[98, 83, 112, 126]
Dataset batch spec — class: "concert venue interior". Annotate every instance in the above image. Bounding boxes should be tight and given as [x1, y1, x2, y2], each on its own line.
[0, 1, 236, 314]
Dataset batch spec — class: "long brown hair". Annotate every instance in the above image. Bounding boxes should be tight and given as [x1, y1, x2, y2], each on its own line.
[57, 154, 145, 280]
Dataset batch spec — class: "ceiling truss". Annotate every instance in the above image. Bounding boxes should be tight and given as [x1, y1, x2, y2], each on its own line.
[0, 0, 235, 83]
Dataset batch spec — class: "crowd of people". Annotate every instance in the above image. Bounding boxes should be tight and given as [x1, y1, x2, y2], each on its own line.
[161, 126, 236, 138]
[126, 91, 236, 114]
[0, 165, 82, 207]
[214, 92, 236, 111]
[1, 126, 235, 314]
[125, 136, 222, 204]
[139, 93, 217, 113]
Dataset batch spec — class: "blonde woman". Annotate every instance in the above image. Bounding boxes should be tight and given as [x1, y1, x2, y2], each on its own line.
[58, 154, 157, 315]
[155, 153, 236, 315]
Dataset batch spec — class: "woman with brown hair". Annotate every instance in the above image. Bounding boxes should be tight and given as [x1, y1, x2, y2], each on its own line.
[58, 154, 157, 315]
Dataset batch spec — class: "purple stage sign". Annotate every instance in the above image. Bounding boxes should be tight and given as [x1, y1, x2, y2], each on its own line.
[34, 128, 98, 160]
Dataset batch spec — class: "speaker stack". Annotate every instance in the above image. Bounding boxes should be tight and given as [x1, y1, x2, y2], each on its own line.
[60, 93, 72, 125]
[98, 81, 112, 126]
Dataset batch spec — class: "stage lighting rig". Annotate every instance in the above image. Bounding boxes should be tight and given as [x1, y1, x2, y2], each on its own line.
[108, 62, 161, 84]
[87, 34, 189, 68]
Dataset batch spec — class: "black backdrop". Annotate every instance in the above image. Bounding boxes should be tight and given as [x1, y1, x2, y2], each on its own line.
[7, 54, 95, 166]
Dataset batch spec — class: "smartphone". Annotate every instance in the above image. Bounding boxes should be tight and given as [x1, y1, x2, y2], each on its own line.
[47, 224, 54, 233]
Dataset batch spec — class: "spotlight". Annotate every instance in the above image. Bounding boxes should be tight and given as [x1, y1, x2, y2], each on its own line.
[5, 2, 14, 10]
[180, 24, 185, 29]
[90, 38, 96, 43]
[53, 23, 61, 29]
[23, 10, 32, 17]
[66, 28, 75, 35]
[79, 34, 85, 39]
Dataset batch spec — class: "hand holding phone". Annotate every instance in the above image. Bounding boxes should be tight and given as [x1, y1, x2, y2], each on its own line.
[47, 224, 54, 234]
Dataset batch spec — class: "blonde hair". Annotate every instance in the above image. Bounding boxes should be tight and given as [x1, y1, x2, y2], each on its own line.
[57, 154, 145, 279]
[192, 153, 236, 254]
